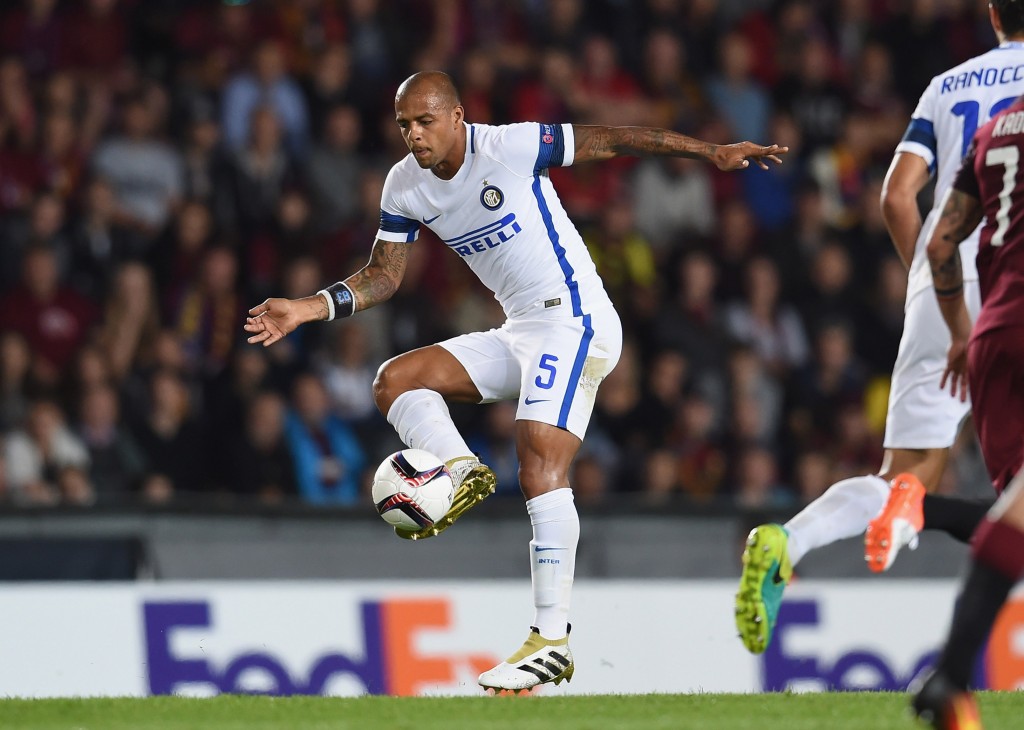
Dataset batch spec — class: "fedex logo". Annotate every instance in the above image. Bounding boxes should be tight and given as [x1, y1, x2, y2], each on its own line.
[144, 598, 498, 696]
[763, 600, 939, 691]
[761, 599, 1024, 692]
[443, 213, 521, 257]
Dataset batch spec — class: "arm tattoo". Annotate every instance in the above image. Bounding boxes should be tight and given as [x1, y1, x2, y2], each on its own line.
[314, 296, 329, 321]
[573, 125, 716, 163]
[344, 239, 408, 309]
[931, 252, 964, 299]
[929, 189, 981, 299]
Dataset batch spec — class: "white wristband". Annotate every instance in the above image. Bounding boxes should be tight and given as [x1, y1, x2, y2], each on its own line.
[316, 289, 336, 321]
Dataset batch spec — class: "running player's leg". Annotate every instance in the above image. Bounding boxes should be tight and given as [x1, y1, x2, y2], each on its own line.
[913, 332, 1024, 727]
[866, 283, 988, 569]
[737, 291, 971, 653]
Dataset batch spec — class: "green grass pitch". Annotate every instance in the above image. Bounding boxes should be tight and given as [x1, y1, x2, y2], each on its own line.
[3, 693, 1023, 730]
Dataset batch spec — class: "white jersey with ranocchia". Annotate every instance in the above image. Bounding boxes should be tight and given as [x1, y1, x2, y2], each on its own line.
[898, 41, 1024, 300]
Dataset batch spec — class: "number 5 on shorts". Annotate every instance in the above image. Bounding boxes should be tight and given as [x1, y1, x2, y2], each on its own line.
[535, 354, 559, 389]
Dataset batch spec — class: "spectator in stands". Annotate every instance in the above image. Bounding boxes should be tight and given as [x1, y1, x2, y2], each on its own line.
[793, 449, 832, 503]
[734, 444, 792, 509]
[168, 245, 241, 378]
[303, 44, 358, 141]
[153, 200, 213, 306]
[134, 369, 204, 502]
[180, 102, 229, 213]
[707, 30, 771, 143]
[1, 244, 97, 384]
[222, 105, 301, 238]
[222, 39, 309, 157]
[798, 240, 859, 334]
[789, 320, 868, 444]
[68, 177, 140, 300]
[1, 192, 70, 291]
[96, 262, 160, 382]
[0, 0, 63, 79]
[0, 331, 33, 431]
[654, 250, 730, 405]
[584, 199, 657, 307]
[724, 256, 809, 377]
[223, 391, 297, 503]
[92, 93, 184, 237]
[639, 29, 708, 133]
[631, 155, 716, 256]
[0, 56, 37, 154]
[77, 383, 146, 499]
[284, 372, 365, 505]
[4, 397, 91, 505]
[319, 321, 378, 425]
[728, 344, 783, 449]
[306, 104, 363, 234]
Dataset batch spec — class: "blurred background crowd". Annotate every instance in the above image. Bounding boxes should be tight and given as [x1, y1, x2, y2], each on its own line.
[0, 0, 996, 510]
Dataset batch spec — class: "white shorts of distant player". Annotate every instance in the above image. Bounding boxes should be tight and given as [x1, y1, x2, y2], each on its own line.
[439, 302, 622, 440]
[883, 281, 982, 449]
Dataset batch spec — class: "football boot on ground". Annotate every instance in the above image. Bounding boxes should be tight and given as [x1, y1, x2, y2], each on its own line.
[478, 626, 574, 693]
[864, 473, 925, 573]
[735, 523, 792, 654]
[911, 669, 983, 730]
[395, 458, 496, 540]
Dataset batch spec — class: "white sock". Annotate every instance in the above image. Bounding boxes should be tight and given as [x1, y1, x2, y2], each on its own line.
[527, 488, 578, 640]
[784, 474, 890, 566]
[385, 389, 473, 464]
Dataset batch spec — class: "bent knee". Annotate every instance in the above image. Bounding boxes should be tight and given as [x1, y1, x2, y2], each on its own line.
[373, 357, 408, 414]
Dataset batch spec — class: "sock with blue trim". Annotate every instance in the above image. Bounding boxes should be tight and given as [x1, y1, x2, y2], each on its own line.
[527, 488, 578, 640]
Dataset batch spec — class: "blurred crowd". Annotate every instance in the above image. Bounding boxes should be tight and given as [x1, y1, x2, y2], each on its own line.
[0, 0, 995, 509]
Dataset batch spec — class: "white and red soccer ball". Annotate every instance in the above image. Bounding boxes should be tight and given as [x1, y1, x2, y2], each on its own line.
[372, 449, 455, 530]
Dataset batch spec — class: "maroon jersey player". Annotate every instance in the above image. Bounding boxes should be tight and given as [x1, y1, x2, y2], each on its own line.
[930, 95, 1024, 492]
[913, 94, 1024, 729]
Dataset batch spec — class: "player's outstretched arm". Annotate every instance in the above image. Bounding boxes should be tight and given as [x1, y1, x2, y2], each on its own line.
[244, 238, 409, 347]
[571, 125, 788, 170]
[926, 187, 984, 401]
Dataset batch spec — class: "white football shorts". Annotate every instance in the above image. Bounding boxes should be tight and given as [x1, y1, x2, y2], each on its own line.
[439, 302, 622, 440]
[883, 281, 981, 449]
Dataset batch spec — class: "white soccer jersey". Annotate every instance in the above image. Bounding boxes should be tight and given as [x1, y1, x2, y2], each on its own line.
[898, 41, 1024, 300]
[376, 122, 613, 320]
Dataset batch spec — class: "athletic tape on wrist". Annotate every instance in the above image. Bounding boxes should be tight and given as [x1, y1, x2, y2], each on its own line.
[317, 282, 356, 321]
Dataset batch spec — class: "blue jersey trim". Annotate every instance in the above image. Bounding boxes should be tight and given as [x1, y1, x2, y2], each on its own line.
[902, 118, 937, 165]
[379, 210, 420, 242]
[558, 314, 594, 429]
[470, 124, 476, 154]
[532, 174, 582, 316]
[534, 124, 566, 173]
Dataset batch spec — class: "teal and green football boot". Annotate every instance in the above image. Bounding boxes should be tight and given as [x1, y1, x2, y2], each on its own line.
[735, 524, 792, 654]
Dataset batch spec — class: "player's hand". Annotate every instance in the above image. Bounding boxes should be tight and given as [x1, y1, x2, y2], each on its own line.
[244, 297, 305, 347]
[940, 338, 970, 402]
[713, 143, 789, 171]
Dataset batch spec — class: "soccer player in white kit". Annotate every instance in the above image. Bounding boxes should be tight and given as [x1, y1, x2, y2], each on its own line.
[735, 0, 1024, 657]
[245, 71, 787, 691]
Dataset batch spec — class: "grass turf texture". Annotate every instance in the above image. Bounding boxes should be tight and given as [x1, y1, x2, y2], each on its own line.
[3, 693, 1024, 730]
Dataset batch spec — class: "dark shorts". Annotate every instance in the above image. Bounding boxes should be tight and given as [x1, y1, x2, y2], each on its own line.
[968, 328, 1024, 493]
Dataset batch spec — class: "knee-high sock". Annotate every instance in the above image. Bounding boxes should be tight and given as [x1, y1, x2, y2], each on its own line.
[784, 474, 890, 566]
[527, 488, 578, 640]
[385, 389, 473, 464]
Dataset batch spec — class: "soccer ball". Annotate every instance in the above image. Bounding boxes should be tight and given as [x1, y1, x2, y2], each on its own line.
[372, 449, 455, 530]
